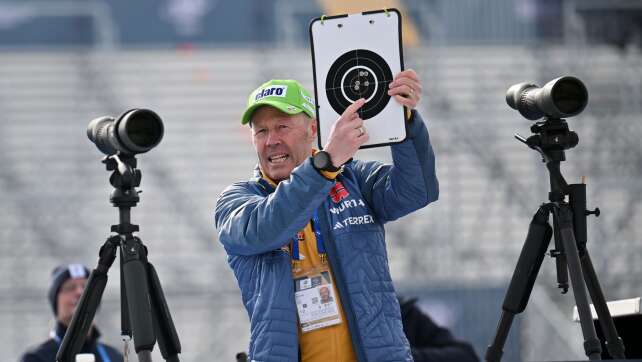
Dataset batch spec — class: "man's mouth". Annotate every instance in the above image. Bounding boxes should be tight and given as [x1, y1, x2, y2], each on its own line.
[268, 154, 289, 164]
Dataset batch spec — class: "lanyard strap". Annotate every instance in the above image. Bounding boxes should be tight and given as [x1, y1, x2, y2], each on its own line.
[291, 234, 300, 260]
[312, 210, 326, 255]
[53, 333, 112, 362]
[291, 210, 326, 261]
[97, 344, 111, 362]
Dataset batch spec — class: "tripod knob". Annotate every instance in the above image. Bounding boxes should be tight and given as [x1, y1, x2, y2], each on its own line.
[585, 208, 600, 217]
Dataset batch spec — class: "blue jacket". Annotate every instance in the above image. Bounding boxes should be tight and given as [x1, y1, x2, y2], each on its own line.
[20, 322, 123, 362]
[215, 112, 438, 361]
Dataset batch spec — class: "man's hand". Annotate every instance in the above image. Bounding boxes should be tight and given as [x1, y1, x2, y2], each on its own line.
[388, 69, 422, 109]
[323, 98, 368, 167]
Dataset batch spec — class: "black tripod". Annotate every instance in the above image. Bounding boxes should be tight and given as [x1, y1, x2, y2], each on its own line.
[56, 154, 181, 362]
[485, 118, 626, 361]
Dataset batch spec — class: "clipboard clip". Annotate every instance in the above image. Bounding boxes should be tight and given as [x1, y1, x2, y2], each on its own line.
[384, 8, 390, 17]
[320, 15, 326, 25]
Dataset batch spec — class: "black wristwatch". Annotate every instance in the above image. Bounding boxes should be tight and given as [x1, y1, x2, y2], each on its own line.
[312, 151, 341, 172]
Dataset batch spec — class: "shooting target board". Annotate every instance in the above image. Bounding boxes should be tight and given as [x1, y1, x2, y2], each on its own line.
[310, 9, 405, 149]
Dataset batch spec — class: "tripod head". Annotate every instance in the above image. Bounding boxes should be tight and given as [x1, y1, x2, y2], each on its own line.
[103, 153, 141, 235]
[515, 117, 578, 202]
[104, 154, 141, 206]
[518, 118, 578, 161]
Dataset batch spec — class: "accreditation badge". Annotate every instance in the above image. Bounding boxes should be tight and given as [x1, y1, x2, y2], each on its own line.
[294, 269, 341, 332]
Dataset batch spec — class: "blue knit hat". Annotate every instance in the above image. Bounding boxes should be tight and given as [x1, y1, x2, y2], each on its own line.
[47, 264, 90, 316]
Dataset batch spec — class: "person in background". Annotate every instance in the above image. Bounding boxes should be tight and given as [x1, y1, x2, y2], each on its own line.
[398, 296, 480, 362]
[20, 264, 123, 362]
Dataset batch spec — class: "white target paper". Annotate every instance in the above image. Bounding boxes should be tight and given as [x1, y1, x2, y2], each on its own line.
[310, 9, 405, 149]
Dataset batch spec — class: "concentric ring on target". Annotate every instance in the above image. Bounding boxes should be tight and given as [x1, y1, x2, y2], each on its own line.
[325, 49, 393, 120]
[340, 65, 379, 103]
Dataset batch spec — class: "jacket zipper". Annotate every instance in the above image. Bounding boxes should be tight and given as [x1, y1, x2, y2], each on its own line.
[317, 201, 367, 362]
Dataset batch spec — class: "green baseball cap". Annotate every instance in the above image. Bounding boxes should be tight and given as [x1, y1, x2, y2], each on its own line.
[241, 79, 316, 125]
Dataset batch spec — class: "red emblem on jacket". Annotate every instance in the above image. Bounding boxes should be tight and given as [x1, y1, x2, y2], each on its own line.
[330, 182, 349, 203]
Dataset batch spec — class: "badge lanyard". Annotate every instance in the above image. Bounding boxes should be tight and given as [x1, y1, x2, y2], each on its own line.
[291, 209, 327, 267]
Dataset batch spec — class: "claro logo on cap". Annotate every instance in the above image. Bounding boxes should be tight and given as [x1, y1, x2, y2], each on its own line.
[255, 85, 288, 101]
[301, 92, 314, 105]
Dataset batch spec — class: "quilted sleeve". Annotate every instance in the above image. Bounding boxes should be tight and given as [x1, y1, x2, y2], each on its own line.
[351, 111, 439, 222]
[215, 159, 335, 256]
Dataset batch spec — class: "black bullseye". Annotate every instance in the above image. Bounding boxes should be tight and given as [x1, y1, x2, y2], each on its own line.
[325, 49, 393, 120]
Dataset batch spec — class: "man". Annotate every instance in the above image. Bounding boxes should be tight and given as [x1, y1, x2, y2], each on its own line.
[20, 264, 123, 362]
[215, 69, 438, 361]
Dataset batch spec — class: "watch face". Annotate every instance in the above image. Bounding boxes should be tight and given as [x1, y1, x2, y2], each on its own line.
[314, 151, 330, 170]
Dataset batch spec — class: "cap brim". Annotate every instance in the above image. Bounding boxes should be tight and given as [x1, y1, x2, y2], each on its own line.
[241, 100, 304, 125]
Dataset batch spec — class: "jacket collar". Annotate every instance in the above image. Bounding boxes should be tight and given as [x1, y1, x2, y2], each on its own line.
[53, 321, 101, 347]
[251, 165, 275, 194]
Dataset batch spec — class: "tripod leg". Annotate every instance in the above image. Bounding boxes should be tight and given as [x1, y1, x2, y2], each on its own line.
[121, 253, 131, 338]
[568, 183, 625, 358]
[553, 206, 602, 360]
[551, 221, 569, 293]
[138, 351, 153, 362]
[56, 236, 119, 362]
[581, 252, 626, 359]
[148, 262, 182, 362]
[486, 206, 552, 362]
[121, 236, 156, 353]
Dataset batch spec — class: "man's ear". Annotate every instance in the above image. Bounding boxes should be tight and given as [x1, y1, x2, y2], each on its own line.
[308, 118, 318, 142]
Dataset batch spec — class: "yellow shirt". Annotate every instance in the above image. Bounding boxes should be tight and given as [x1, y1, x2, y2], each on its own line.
[261, 160, 356, 362]
[293, 223, 357, 362]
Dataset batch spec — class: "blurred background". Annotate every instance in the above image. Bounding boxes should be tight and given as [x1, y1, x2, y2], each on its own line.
[1, 0, 641, 361]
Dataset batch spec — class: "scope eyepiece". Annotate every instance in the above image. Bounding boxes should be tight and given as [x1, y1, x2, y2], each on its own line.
[506, 76, 588, 120]
[87, 109, 164, 155]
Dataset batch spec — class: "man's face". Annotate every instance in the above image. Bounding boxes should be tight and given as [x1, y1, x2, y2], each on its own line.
[56, 277, 87, 326]
[319, 286, 330, 301]
[251, 106, 317, 182]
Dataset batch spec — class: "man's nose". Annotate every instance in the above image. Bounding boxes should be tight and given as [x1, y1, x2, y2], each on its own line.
[265, 130, 281, 146]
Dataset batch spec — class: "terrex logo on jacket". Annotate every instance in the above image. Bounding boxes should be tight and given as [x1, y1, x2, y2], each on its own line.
[327, 181, 377, 231]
